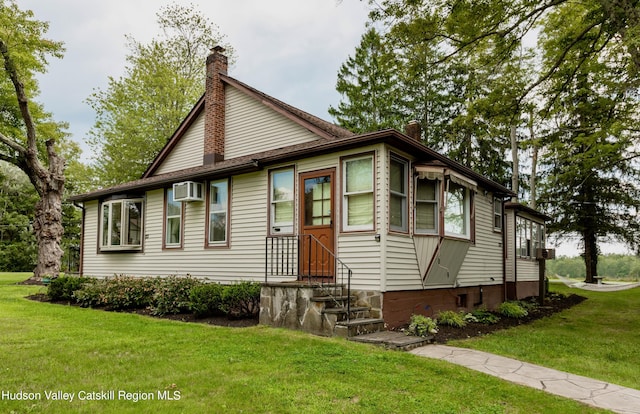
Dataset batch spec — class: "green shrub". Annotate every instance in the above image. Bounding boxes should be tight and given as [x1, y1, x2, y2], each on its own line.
[406, 314, 438, 337]
[101, 275, 158, 310]
[469, 307, 501, 324]
[220, 281, 261, 318]
[498, 301, 529, 318]
[436, 310, 468, 328]
[189, 283, 225, 318]
[48, 276, 93, 301]
[73, 279, 106, 308]
[151, 275, 203, 316]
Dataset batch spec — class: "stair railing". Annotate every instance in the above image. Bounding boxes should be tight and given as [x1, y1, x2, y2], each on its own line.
[265, 234, 353, 321]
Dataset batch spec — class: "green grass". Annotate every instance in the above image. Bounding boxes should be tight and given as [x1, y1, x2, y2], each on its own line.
[0, 274, 609, 413]
[451, 282, 640, 390]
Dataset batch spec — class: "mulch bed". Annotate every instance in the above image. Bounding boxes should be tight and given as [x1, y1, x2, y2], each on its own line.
[432, 293, 586, 344]
[26, 290, 586, 340]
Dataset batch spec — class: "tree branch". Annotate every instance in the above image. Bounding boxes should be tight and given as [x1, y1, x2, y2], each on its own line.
[0, 38, 41, 166]
[0, 130, 27, 158]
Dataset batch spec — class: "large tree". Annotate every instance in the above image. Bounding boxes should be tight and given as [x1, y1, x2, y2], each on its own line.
[87, 3, 234, 186]
[0, 0, 67, 281]
[365, 0, 640, 279]
[537, 1, 640, 283]
[329, 28, 406, 133]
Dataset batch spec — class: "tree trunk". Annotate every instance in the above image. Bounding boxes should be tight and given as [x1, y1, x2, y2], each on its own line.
[582, 228, 599, 284]
[510, 124, 519, 202]
[31, 189, 64, 281]
[528, 113, 537, 209]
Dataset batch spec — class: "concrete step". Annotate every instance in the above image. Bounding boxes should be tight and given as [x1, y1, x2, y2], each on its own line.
[322, 306, 370, 321]
[334, 318, 385, 338]
[349, 331, 434, 351]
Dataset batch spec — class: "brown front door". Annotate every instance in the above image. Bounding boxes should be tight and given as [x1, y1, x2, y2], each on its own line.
[300, 169, 335, 278]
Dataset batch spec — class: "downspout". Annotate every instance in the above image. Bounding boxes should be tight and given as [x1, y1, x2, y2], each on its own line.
[72, 202, 85, 276]
[501, 198, 507, 302]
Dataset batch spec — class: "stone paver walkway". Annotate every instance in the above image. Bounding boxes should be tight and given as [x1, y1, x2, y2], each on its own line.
[410, 345, 640, 414]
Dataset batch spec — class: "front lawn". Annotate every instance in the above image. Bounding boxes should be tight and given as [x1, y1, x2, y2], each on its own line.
[0, 273, 607, 413]
[452, 282, 640, 390]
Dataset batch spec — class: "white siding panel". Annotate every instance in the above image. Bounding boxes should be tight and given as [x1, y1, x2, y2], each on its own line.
[457, 192, 504, 287]
[385, 235, 423, 290]
[155, 114, 204, 175]
[225, 87, 319, 159]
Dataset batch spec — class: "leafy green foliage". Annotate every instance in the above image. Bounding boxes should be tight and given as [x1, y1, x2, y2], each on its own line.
[47, 275, 93, 301]
[548, 254, 640, 281]
[436, 310, 468, 328]
[150, 275, 203, 316]
[220, 281, 261, 318]
[468, 307, 501, 325]
[498, 301, 529, 319]
[189, 282, 225, 317]
[406, 314, 438, 337]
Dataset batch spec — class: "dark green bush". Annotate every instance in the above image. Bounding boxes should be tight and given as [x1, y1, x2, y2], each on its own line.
[469, 308, 501, 324]
[101, 275, 158, 310]
[151, 275, 203, 316]
[220, 281, 261, 318]
[73, 280, 106, 308]
[189, 283, 225, 318]
[47, 276, 93, 301]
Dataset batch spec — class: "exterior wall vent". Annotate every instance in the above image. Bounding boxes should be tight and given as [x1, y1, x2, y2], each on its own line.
[173, 181, 204, 202]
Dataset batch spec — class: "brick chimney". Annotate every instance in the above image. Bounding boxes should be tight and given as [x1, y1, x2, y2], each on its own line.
[204, 46, 228, 164]
[405, 120, 422, 141]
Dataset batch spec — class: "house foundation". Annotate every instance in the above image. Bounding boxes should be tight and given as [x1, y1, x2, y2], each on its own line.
[382, 285, 504, 329]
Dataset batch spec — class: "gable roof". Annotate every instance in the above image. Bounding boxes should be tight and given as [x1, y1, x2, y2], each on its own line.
[142, 74, 353, 178]
[69, 128, 514, 202]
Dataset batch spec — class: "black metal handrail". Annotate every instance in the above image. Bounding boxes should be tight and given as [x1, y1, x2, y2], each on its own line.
[265, 234, 353, 320]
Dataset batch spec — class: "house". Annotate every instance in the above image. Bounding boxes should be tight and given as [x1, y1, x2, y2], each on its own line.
[69, 47, 550, 336]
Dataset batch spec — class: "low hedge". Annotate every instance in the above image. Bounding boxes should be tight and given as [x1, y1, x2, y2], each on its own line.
[47, 275, 261, 319]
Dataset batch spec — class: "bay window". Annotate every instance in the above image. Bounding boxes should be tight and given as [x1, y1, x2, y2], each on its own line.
[390, 157, 408, 232]
[100, 198, 143, 250]
[343, 155, 374, 231]
[444, 182, 470, 238]
[415, 178, 438, 234]
[208, 179, 228, 245]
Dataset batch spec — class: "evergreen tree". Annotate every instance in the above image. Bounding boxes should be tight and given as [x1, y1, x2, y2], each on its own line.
[329, 28, 405, 133]
[537, 2, 640, 283]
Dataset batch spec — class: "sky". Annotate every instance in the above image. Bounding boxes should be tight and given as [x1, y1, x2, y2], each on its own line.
[14, 0, 633, 257]
[19, 0, 371, 159]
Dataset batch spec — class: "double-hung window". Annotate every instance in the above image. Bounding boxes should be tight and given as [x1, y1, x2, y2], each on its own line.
[493, 198, 502, 232]
[516, 216, 531, 258]
[165, 188, 182, 248]
[415, 178, 438, 234]
[208, 179, 228, 245]
[343, 155, 374, 231]
[390, 157, 408, 232]
[270, 168, 294, 234]
[100, 198, 143, 250]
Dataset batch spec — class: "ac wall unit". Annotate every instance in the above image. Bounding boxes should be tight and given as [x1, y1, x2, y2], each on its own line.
[173, 181, 203, 202]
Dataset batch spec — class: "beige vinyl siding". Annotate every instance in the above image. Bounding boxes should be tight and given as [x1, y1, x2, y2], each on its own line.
[225, 86, 319, 159]
[80, 147, 386, 290]
[155, 113, 204, 175]
[385, 234, 422, 290]
[457, 191, 504, 287]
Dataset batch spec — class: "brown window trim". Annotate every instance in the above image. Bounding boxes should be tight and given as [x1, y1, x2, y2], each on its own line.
[205, 178, 231, 249]
[163, 188, 184, 250]
[340, 151, 377, 234]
